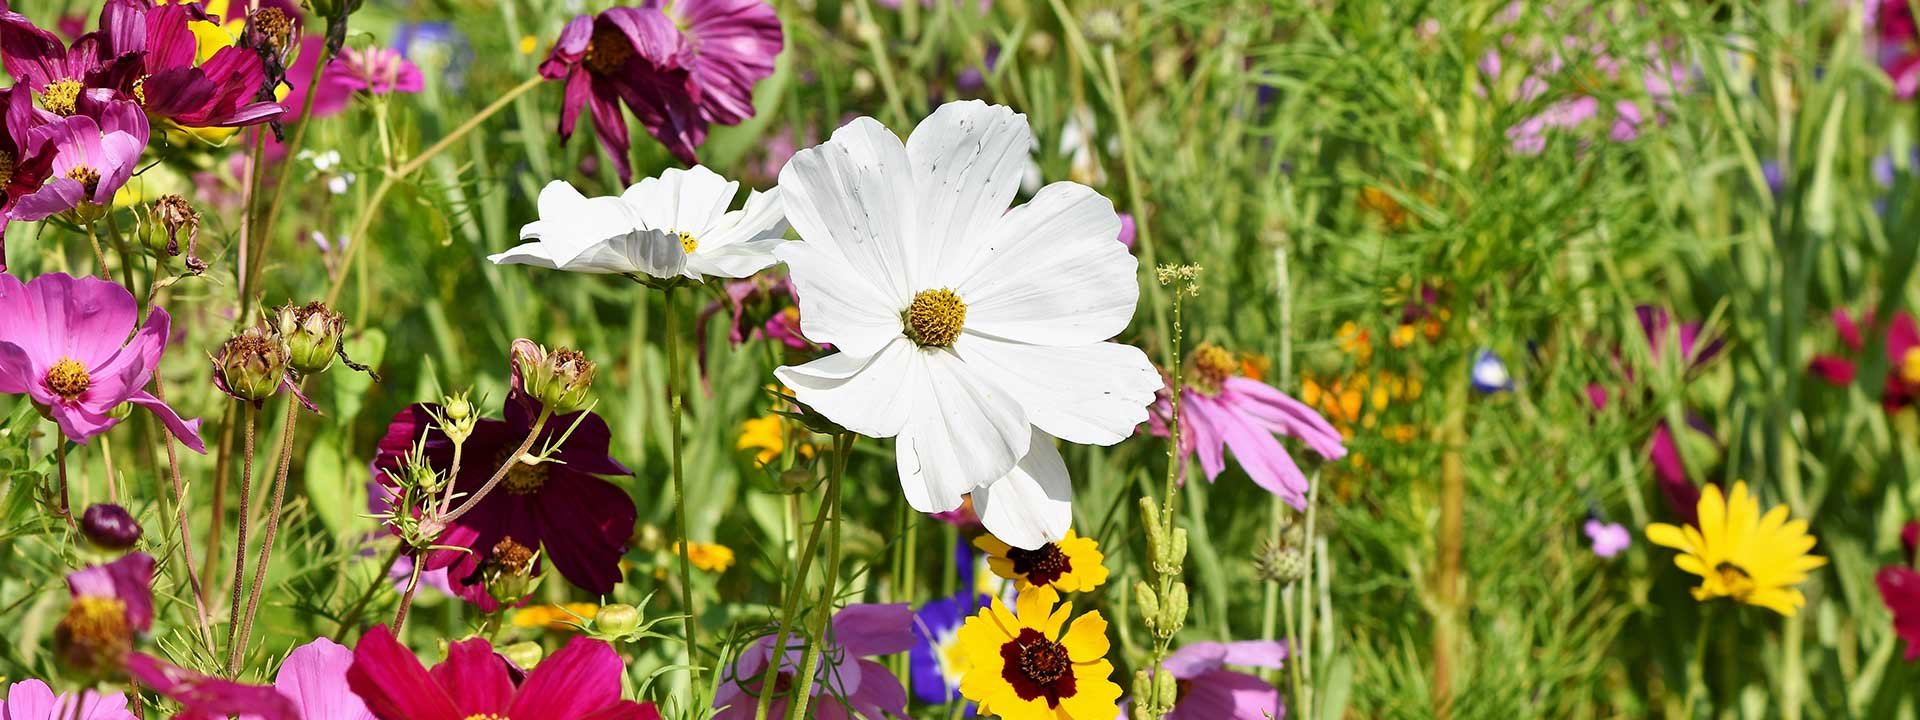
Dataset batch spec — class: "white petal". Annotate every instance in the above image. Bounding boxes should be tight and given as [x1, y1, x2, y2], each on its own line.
[955, 182, 1137, 345]
[775, 241, 904, 357]
[773, 339, 923, 438]
[972, 432, 1072, 550]
[488, 240, 559, 269]
[905, 100, 1032, 287]
[621, 165, 738, 233]
[557, 228, 688, 277]
[953, 335, 1160, 446]
[895, 349, 1029, 514]
[516, 180, 645, 269]
[687, 239, 786, 279]
[699, 187, 789, 251]
[778, 116, 920, 304]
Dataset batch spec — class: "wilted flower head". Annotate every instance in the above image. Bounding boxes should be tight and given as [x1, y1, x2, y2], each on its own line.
[80, 503, 142, 551]
[274, 300, 345, 375]
[510, 338, 595, 415]
[145, 193, 207, 270]
[212, 326, 291, 404]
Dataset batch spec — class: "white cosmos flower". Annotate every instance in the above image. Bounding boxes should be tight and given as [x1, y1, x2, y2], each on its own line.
[491, 166, 787, 281]
[772, 100, 1160, 550]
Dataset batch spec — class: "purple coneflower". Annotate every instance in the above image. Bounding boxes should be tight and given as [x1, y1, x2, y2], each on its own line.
[1150, 343, 1347, 509]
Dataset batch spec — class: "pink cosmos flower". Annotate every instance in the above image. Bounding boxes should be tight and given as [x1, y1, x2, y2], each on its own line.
[540, 7, 700, 181]
[1150, 345, 1347, 509]
[100, 1, 285, 131]
[0, 681, 133, 720]
[1141, 641, 1288, 720]
[132, 638, 369, 720]
[1808, 309, 1920, 413]
[327, 45, 425, 97]
[1874, 0, 1920, 99]
[11, 100, 148, 221]
[347, 625, 661, 720]
[712, 604, 914, 720]
[1877, 522, 1920, 662]
[371, 379, 635, 608]
[0, 273, 205, 451]
[646, 0, 783, 127]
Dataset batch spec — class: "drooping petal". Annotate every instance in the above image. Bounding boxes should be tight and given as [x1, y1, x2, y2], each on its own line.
[125, 653, 299, 720]
[1220, 377, 1347, 460]
[658, 0, 780, 125]
[970, 432, 1072, 550]
[127, 391, 206, 453]
[955, 181, 1135, 346]
[1213, 403, 1311, 507]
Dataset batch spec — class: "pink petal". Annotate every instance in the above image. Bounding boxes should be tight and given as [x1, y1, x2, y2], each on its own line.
[429, 638, 515, 717]
[507, 636, 626, 720]
[273, 639, 373, 720]
[126, 653, 298, 720]
[345, 625, 464, 720]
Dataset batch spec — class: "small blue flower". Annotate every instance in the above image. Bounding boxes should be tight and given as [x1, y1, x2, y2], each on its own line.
[1471, 349, 1513, 394]
[393, 22, 472, 90]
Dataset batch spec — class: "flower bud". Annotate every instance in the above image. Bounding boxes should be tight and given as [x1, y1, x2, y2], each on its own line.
[80, 504, 142, 552]
[499, 641, 543, 670]
[1129, 670, 1155, 719]
[1133, 581, 1159, 623]
[1152, 666, 1180, 714]
[212, 327, 289, 403]
[107, 402, 134, 420]
[276, 300, 345, 375]
[511, 339, 595, 414]
[596, 603, 641, 636]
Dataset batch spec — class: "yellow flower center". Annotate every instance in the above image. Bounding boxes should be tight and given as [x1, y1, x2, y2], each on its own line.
[583, 28, 634, 75]
[496, 448, 547, 495]
[678, 230, 698, 254]
[44, 358, 91, 400]
[1189, 343, 1239, 394]
[903, 288, 966, 348]
[56, 595, 132, 674]
[0, 150, 15, 187]
[41, 79, 83, 116]
[132, 75, 148, 106]
[67, 165, 101, 197]
[1714, 561, 1756, 602]
[1901, 347, 1920, 386]
[463, 715, 509, 720]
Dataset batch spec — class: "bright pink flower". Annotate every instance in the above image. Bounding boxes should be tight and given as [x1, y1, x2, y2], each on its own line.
[647, 0, 782, 127]
[1809, 309, 1920, 412]
[327, 46, 424, 97]
[371, 383, 635, 609]
[132, 637, 368, 720]
[1879, 565, 1920, 661]
[1149, 349, 1346, 509]
[125, 655, 298, 720]
[0, 680, 133, 720]
[284, 35, 351, 121]
[0, 272, 205, 451]
[1875, 0, 1920, 98]
[712, 604, 914, 720]
[0, 87, 56, 269]
[0, 11, 127, 116]
[347, 625, 660, 720]
[102, 1, 285, 130]
[11, 99, 148, 220]
[1149, 641, 1287, 720]
[540, 7, 700, 181]
[1584, 519, 1631, 558]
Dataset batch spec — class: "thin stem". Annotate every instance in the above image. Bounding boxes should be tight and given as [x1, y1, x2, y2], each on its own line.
[785, 435, 850, 720]
[148, 380, 211, 638]
[333, 543, 404, 639]
[392, 548, 426, 632]
[53, 441, 73, 526]
[665, 288, 702, 682]
[84, 222, 110, 278]
[236, 388, 304, 662]
[99, 435, 119, 503]
[236, 128, 268, 317]
[250, 42, 334, 289]
[441, 409, 552, 524]
[205, 404, 237, 599]
[225, 405, 258, 676]
[755, 434, 848, 720]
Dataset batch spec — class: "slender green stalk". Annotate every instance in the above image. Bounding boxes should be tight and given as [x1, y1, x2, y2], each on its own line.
[225, 404, 258, 676]
[664, 287, 703, 684]
[755, 433, 849, 720]
[786, 436, 849, 720]
[442, 409, 552, 523]
[236, 388, 304, 662]
[332, 543, 404, 639]
[250, 41, 335, 289]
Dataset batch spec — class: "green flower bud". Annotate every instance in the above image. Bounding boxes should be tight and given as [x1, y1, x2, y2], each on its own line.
[1133, 581, 1159, 623]
[276, 300, 344, 375]
[596, 603, 641, 637]
[440, 390, 478, 444]
[511, 339, 595, 414]
[212, 327, 289, 403]
[499, 641, 544, 670]
[107, 402, 134, 420]
[1152, 665, 1180, 713]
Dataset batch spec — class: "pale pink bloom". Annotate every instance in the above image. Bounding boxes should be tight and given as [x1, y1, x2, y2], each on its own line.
[1151, 371, 1346, 510]
[328, 46, 425, 97]
[0, 681, 133, 720]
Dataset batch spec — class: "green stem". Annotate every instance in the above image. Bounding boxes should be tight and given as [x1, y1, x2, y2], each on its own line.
[236, 388, 304, 663]
[665, 287, 703, 685]
[442, 409, 552, 524]
[755, 434, 848, 720]
[251, 41, 335, 290]
[225, 405, 258, 676]
[786, 437, 849, 720]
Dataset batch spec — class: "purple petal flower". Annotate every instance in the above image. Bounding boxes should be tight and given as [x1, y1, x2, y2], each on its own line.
[1583, 519, 1631, 558]
[713, 604, 914, 720]
[13, 100, 149, 219]
[1151, 367, 1347, 509]
[651, 0, 783, 126]
[1148, 641, 1288, 720]
[328, 46, 425, 96]
[540, 7, 701, 181]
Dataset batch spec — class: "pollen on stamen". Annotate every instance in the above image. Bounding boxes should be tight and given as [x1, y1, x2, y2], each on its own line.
[677, 231, 698, 254]
[1188, 342, 1240, 394]
[67, 165, 102, 197]
[41, 79, 83, 116]
[903, 288, 967, 348]
[44, 357, 92, 401]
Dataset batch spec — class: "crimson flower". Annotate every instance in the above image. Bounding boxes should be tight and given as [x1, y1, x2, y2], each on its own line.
[346, 625, 660, 720]
[101, 1, 285, 131]
[0, 87, 55, 268]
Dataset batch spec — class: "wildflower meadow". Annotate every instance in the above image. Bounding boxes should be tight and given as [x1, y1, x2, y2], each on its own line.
[3, 0, 1920, 717]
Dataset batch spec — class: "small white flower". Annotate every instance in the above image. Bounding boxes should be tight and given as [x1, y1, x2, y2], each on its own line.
[327, 172, 354, 195]
[492, 167, 788, 281]
[773, 100, 1160, 549]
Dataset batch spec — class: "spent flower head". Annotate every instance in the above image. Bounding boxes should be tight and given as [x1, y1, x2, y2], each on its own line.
[510, 338, 595, 414]
[274, 300, 346, 376]
[212, 326, 290, 404]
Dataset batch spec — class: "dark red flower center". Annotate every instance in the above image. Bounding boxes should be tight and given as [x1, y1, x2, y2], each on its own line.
[999, 628, 1075, 707]
[584, 28, 635, 75]
[43, 357, 91, 401]
[1007, 542, 1071, 587]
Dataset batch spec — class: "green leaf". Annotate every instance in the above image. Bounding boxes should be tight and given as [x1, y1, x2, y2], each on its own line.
[305, 428, 368, 539]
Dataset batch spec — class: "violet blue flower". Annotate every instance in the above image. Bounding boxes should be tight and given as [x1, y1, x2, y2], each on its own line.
[0, 272, 205, 451]
[1470, 349, 1512, 394]
[713, 604, 914, 720]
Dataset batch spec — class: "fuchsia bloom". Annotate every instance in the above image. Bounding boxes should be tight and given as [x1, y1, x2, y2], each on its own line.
[1584, 519, 1632, 558]
[10, 100, 148, 221]
[372, 377, 636, 608]
[1874, 0, 1920, 99]
[132, 638, 368, 720]
[0, 10, 127, 118]
[1150, 344, 1346, 509]
[0, 87, 56, 269]
[327, 45, 425, 97]
[347, 625, 660, 720]
[541, 0, 781, 181]
[1808, 309, 1920, 413]
[1147, 641, 1288, 720]
[0, 680, 133, 720]
[0, 273, 205, 451]
[102, 1, 285, 131]
[712, 604, 914, 720]
[1587, 306, 1722, 524]
[1876, 522, 1920, 661]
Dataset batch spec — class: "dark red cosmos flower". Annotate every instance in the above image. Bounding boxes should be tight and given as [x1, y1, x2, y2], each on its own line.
[540, 7, 697, 182]
[347, 624, 661, 720]
[0, 9, 129, 119]
[0, 86, 54, 270]
[97, 0, 285, 131]
[1877, 523, 1920, 662]
[373, 388, 635, 609]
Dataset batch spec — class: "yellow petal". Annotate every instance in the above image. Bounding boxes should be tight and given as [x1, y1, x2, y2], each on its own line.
[1645, 523, 1692, 551]
[1060, 610, 1110, 662]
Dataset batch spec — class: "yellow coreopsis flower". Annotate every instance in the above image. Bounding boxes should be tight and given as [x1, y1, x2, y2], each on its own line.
[956, 591, 1120, 720]
[672, 541, 736, 573]
[975, 529, 1109, 604]
[1646, 482, 1828, 617]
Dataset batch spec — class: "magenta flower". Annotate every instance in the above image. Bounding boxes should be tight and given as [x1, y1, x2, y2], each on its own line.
[0, 11, 125, 118]
[372, 384, 635, 607]
[1878, 522, 1920, 662]
[647, 0, 782, 127]
[285, 35, 351, 121]
[1584, 519, 1631, 558]
[132, 638, 369, 720]
[1148, 641, 1287, 720]
[0, 680, 133, 720]
[327, 45, 425, 97]
[1875, 0, 1920, 98]
[1808, 309, 1920, 413]
[1150, 345, 1347, 509]
[11, 100, 149, 221]
[347, 625, 661, 720]
[540, 7, 700, 181]
[1587, 306, 1723, 523]
[0, 87, 56, 270]
[0, 273, 205, 451]
[101, 2, 284, 131]
[712, 604, 914, 720]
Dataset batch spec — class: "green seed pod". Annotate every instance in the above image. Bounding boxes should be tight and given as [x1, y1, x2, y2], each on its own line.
[1153, 666, 1181, 713]
[500, 641, 544, 670]
[276, 300, 344, 375]
[1134, 581, 1159, 621]
[597, 603, 642, 636]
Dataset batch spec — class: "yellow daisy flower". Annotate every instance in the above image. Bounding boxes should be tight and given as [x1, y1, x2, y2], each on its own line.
[673, 541, 736, 573]
[1646, 482, 1828, 617]
[974, 530, 1109, 604]
[737, 414, 815, 467]
[510, 602, 599, 631]
[956, 591, 1120, 720]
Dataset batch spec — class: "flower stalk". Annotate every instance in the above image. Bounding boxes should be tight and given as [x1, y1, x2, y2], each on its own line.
[224, 404, 258, 676]
[663, 287, 703, 685]
[784, 434, 851, 720]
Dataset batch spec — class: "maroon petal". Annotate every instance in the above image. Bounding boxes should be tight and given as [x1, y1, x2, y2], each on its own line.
[586, 78, 634, 183]
[1876, 566, 1920, 662]
[555, 67, 591, 142]
[430, 638, 516, 717]
[0, 11, 70, 88]
[346, 625, 465, 720]
[600, 7, 685, 68]
[612, 68, 705, 167]
[1808, 355, 1857, 387]
[1647, 423, 1701, 524]
[531, 472, 633, 594]
[97, 0, 146, 57]
[143, 3, 200, 71]
[507, 636, 627, 720]
[126, 652, 299, 720]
